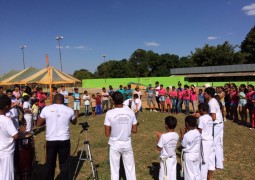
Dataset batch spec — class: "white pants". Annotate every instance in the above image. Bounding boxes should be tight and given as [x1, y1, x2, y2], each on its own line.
[159, 157, 177, 180]
[24, 114, 33, 133]
[0, 152, 14, 180]
[184, 153, 201, 180]
[213, 123, 224, 169]
[109, 146, 136, 180]
[201, 140, 214, 180]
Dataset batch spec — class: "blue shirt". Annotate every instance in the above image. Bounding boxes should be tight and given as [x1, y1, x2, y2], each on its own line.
[198, 94, 204, 104]
[72, 92, 80, 102]
[126, 89, 134, 99]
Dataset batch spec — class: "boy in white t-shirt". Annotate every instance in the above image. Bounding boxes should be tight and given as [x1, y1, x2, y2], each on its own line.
[83, 90, 90, 117]
[156, 116, 179, 180]
[0, 94, 24, 180]
[23, 95, 33, 133]
[133, 94, 141, 122]
[181, 115, 201, 180]
[197, 103, 214, 180]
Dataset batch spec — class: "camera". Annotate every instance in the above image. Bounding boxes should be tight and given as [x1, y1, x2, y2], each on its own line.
[79, 122, 89, 130]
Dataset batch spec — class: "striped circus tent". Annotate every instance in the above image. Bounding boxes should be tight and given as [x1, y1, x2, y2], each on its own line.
[19, 66, 81, 84]
[0, 67, 39, 85]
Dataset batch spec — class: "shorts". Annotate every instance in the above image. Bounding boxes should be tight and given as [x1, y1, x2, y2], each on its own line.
[156, 96, 160, 104]
[33, 113, 38, 121]
[92, 107, 96, 112]
[225, 101, 230, 107]
[159, 96, 165, 102]
[165, 98, 171, 105]
[230, 102, 238, 108]
[238, 101, 247, 107]
[73, 101, 80, 110]
[147, 97, 156, 106]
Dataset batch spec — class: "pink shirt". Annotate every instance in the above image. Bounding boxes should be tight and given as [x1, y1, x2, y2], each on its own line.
[183, 89, 190, 100]
[37, 92, 47, 107]
[13, 91, 22, 100]
[190, 90, 197, 101]
[230, 91, 238, 104]
[178, 90, 183, 99]
[159, 88, 166, 96]
[246, 91, 254, 104]
[170, 90, 177, 98]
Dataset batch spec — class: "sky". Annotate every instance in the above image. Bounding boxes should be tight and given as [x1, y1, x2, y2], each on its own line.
[0, 0, 255, 75]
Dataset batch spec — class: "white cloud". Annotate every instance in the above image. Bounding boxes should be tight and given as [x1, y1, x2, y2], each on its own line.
[65, 46, 70, 49]
[56, 45, 63, 49]
[207, 36, 219, 40]
[144, 41, 160, 47]
[242, 3, 255, 16]
[74, 45, 85, 49]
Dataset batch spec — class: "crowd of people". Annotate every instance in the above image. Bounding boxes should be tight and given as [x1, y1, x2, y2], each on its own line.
[0, 80, 254, 179]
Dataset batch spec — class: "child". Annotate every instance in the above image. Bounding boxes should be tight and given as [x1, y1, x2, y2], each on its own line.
[72, 88, 81, 117]
[180, 115, 201, 180]
[198, 89, 205, 104]
[165, 87, 171, 113]
[5, 89, 21, 129]
[169, 86, 177, 114]
[156, 116, 179, 180]
[197, 103, 214, 180]
[95, 93, 102, 115]
[23, 95, 33, 133]
[133, 94, 142, 121]
[190, 85, 197, 114]
[83, 90, 90, 117]
[31, 99, 39, 126]
[0, 94, 20, 180]
[146, 85, 157, 112]
[91, 94, 96, 116]
[182, 85, 190, 114]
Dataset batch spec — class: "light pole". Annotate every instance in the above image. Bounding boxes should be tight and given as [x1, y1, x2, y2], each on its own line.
[20, 45, 27, 69]
[56, 35, 64, 71]
[102, 55, 106, 84]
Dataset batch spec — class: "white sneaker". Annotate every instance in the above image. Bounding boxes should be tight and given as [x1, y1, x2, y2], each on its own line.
[153, 110, 157, 112]
[150, 109, 152, 112]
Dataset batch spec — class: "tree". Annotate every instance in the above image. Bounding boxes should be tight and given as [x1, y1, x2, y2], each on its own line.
[191, 41, 244, 66]
[241, 25, 255, 63]
[73, 69, 94, 80]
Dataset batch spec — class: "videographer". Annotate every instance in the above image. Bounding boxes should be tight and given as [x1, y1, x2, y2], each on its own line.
[104, 92, 138, 180]
[37, 94, 77, 180]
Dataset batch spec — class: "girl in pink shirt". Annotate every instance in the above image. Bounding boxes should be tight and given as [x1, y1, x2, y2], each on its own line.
[170, 86, 177, 113]
[230, 86, 239, 122]
[246, 84, 254, 127]
[159, 85, 166, 112]
[177, 88, 183, 113]
[190, 85, 197, 114]
[182, 85, 190, 114]
[165, 87, 171, 113]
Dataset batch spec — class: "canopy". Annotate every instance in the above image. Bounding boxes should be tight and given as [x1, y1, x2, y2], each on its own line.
[19, 66, 81, 84]
[0, 67, 39, 85]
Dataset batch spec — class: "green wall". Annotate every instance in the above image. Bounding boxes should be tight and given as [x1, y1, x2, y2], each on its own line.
[82, 76, 187, 88]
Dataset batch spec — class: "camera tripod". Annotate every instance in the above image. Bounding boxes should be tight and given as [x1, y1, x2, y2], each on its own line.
[73, 128, 98, 180]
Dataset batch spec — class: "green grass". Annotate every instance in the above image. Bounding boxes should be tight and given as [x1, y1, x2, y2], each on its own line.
[31, 110, 255, 180]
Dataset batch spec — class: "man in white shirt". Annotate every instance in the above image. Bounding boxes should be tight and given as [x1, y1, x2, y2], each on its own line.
[37, 94, 77, 180]
[204, 87, 224, 172]
[0, 94, 23, 180]
[102, 87, 110, 113]
[104, 92, 138, 180]
[60, 85, 69, 106]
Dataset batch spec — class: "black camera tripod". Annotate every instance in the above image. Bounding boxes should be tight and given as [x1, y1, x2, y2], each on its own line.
[73, 128, 98, 180]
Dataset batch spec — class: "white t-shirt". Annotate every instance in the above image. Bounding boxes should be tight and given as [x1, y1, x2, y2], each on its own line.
[181, 129, 201, 153]
[40, 104, 76, 141]
[123, 99, 134, 108]
[23, 101, 32, 114]
[198, 114, 213, 141]
[155, 86, 160, 97]
[133, 91, 142, 99]
[6, 108, 19, 129]
[83, 95, 90, 106]
[134, 98, 142, 111]
[208, 98, 223, 123]
[0, 115, 18, 153]
[102, 91, 109, 101]
[104, 107, 137, 149]
[157, 132, 179, 158]
[60, 90, 69, 104]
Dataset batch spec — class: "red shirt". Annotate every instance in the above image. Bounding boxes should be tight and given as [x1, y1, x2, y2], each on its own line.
[183, 89, 190, 100]
[170, 90, 177, 98]
[37, 92, 47, 107]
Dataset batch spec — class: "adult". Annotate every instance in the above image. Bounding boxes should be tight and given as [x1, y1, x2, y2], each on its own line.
[102, 87, 110, 112]
[190, 85, 197, 114]
[126, 84, 134, 100]
[108, 85, 115, 109]
[146, 85, 157, 112]
[0, 86, 4, 95]
[117, 85, 125, 94]
[204, 87, 224, 177]
[104, 92, 137, 180]
[158, 84, 166, 112]
[183, 85, 190, 114]
[246, 84, 254, 129]
[60, 85, 69, 106]
[154, 81, 161, 111]
[37, 94, 77, 180]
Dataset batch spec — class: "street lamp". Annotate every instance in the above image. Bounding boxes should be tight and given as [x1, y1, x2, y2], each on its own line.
[102, 55, 106, 84]
[56, 35, 64, 71]
[20, 45, 27, 69]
